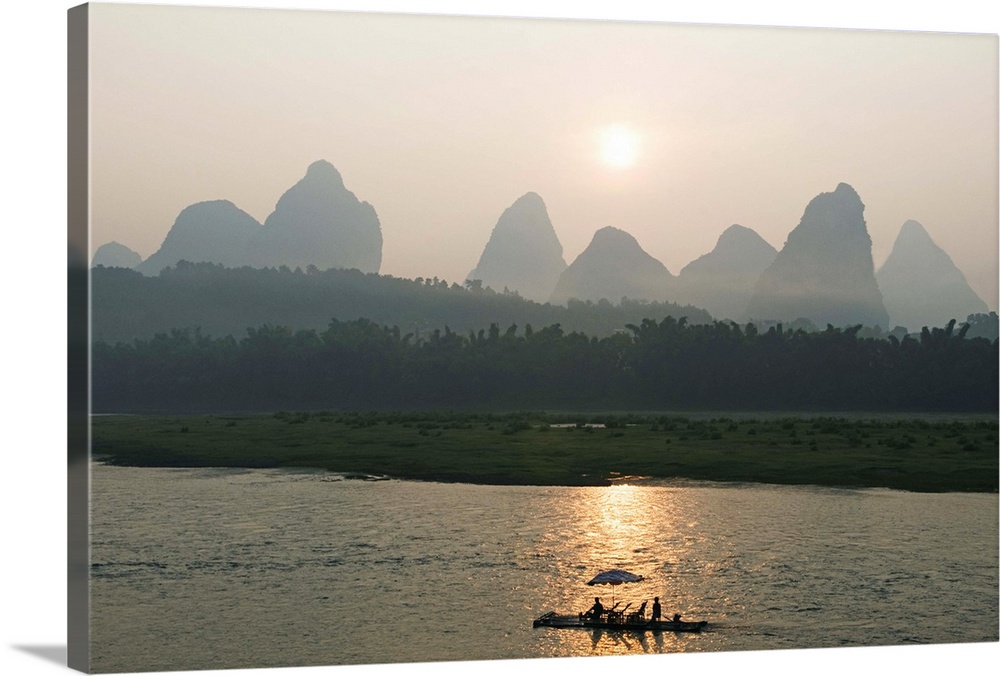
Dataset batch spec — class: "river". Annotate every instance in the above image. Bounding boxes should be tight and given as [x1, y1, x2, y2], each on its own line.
[89, 463, 998, 673]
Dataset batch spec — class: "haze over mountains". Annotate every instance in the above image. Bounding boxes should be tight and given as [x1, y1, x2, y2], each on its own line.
[675, 225, 777, 322]
[93, 161, 992, 331]
[466, 192, 566, 302]
[876, 220, 988, 331]
[549, 226, 675, 305]
[250, 160, 382, 273]
[129, 160, 382, 276]
[746, 183, 890, 329]
[92, 241, 142, 269]
[136, 200, 261, 275]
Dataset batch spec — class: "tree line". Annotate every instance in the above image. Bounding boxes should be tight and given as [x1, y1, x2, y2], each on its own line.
[92, 315, 998, 413]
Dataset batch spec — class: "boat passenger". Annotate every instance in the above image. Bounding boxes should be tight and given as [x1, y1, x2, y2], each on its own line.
[586, 597, 604, 621]
[651, 597, 661, 622]
[672, 612, 682, 623]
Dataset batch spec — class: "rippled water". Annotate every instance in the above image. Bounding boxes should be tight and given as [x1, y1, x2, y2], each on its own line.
[89, 464, 998, 673]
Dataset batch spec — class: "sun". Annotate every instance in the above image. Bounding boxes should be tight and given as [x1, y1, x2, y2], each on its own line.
[600, 124, 639, 168]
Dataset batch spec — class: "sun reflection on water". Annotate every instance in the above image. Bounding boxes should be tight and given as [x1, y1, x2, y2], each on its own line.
[530, 482, 713, 657]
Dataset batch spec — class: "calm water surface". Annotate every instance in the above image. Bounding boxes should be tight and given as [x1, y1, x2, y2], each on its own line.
[90, 464, 998, 673]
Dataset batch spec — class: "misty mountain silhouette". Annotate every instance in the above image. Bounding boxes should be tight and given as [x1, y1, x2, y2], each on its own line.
[676, 224, 777, 321]
[136, 200, 261, 275]
[92, 241, 142, 269]
[132, 161, 382, 276]
[876, 219, 987, 331]
[746, 183, 889, 328]
[105, 167, 991, 331]
[466, 192, 567, 302]
[249, 160, 383, 273]
[549, 226, 675, 305]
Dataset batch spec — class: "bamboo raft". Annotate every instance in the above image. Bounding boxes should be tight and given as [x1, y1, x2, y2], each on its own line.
[532, 610, 707, 632]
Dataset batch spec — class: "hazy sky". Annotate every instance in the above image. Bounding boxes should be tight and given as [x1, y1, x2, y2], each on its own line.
[88, 2, 998, 308]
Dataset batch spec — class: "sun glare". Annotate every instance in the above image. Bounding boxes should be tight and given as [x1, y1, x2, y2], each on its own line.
[600, 125, 639, 168]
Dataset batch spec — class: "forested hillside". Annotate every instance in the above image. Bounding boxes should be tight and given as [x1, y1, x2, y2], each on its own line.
[91, 262, 711, 343]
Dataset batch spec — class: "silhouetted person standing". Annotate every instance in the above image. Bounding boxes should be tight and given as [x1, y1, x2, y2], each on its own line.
[651, 597, 661, 622]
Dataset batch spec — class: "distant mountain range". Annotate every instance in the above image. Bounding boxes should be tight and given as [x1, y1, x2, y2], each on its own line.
[93, 163, 991, 330]
[106, 160, 383, 277]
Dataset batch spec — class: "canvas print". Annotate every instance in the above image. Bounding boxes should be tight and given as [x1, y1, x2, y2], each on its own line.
[69, 2, 999, 674]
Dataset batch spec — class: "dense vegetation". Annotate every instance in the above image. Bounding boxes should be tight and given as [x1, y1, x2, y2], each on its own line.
[90, 263, 997, 490]
[91, 262, 712, 343]
[91, 411, 999, 492]
[92, 315, 998, 413]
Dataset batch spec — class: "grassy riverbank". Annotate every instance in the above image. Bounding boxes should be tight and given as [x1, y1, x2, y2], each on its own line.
[91, 411, 998, 493]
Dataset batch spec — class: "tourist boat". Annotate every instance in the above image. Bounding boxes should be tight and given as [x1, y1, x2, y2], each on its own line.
[532, 610, 708, 633]
[536, 568, 708, 633]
